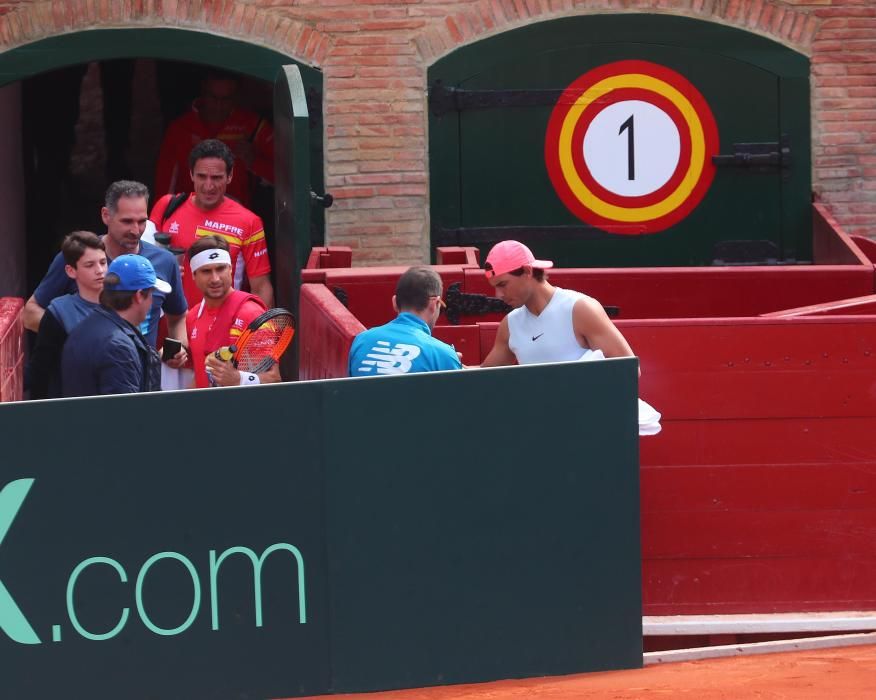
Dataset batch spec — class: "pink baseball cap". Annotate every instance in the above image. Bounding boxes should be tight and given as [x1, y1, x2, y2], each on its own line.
[484, 240, 553, 279]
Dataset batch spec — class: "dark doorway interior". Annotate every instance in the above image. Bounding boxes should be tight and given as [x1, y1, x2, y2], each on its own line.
[21, 59, 275, 294]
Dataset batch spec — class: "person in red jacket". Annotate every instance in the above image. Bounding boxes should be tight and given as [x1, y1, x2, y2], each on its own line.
[150, 139, 274, 309]
[186, 235, 280, 389]
[154, 70, 273, 208]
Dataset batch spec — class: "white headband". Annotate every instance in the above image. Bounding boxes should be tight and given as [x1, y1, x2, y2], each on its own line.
[191, 249, 232, 274]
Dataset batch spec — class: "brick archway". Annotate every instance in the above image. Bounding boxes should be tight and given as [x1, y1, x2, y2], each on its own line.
[0, 1, 332, 68]
[413, 1, 816, 63]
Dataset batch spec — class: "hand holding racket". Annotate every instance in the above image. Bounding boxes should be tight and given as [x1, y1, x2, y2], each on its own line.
[205, 308, 295, 386]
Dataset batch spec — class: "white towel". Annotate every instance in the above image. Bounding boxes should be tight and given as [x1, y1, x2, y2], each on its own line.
[579, 350, 662, 436]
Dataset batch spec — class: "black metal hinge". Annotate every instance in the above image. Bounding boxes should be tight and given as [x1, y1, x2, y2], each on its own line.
[712, 135, 791, 174]
[444, 282, 510, 325]
[443, 282, 618, 324]
[429, 80, 565, 117]
[432, 223, 642, 247]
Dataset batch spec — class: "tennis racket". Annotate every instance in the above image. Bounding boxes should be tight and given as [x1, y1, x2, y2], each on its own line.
[231, 308, 296, 374]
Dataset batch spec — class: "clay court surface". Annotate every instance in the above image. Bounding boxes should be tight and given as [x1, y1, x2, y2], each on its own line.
[297, 644, 876, 699]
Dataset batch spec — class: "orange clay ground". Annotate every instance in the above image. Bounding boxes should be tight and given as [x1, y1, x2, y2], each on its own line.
[294, 643, 876, 700]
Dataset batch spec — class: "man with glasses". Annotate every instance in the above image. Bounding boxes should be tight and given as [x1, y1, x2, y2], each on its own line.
[62, 255, 167, 397]
[348, 266, 462, 376]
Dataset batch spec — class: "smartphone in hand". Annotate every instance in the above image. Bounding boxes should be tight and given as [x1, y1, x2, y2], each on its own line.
[162, 337, 183, 362]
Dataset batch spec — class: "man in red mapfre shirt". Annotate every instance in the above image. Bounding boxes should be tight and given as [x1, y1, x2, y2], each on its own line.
[154, 72, 273, 208]
[186, 235, 280, 389]
[149, 139, 274, 309]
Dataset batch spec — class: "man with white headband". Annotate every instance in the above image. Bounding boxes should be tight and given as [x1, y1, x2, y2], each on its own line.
[185, 235, 280, 388]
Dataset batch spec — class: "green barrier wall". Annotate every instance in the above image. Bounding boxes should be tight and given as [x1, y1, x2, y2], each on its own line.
[0, 360, 641, 699]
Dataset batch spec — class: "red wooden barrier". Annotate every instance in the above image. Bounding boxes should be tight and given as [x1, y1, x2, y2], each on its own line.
[308, 261, 874, 329]
[851, 235, 876, 264]
[624, 317, 876, 613]
[300, 292, 876, 613]
[296, 213, 876, 615]
[761, 294, 876, 318]
[0, 297, 24, 402]
[302, 246, 354, 276]
[299, 283, 365, 381]
[813, 202, 873, 266]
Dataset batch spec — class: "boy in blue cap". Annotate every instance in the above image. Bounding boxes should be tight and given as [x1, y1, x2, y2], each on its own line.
[62, 255, 171, 397]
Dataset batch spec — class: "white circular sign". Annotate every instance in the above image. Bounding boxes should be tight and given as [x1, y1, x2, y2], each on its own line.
[582, 100, 681, 197]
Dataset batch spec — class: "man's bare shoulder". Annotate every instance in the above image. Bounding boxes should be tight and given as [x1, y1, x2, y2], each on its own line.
[572, 293, 609, 320]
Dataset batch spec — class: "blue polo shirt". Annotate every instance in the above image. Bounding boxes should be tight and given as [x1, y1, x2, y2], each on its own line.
[348, 312, 462, 376]
[33, 240, 187, 346]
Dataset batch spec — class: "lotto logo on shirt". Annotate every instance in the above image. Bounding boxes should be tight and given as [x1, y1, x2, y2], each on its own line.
[356, 342, 421, 375]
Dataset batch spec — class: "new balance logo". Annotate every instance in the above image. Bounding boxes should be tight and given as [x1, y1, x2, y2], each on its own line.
[0, 479, 40, 644]
[357, 342, 421, 375]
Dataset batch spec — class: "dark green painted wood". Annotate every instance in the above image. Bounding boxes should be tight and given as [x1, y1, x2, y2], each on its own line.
[429, 14, 811, 267]
[0, 381, 332, 699]
[428, 108, 462, 265]
[325, 360, 642, 691]
[779, 76, 813, 262]
[0, 359, 641, 698]
[274, 64, 311, 379]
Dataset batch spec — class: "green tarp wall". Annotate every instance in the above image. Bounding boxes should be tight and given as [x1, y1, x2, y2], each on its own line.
[0, 360, 641, 698]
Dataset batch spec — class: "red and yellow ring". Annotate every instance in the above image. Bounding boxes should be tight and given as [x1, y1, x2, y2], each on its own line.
[545, 60, 719, 234]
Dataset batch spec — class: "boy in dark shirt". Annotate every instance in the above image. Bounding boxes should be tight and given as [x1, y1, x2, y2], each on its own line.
[28, 231, 106, 399]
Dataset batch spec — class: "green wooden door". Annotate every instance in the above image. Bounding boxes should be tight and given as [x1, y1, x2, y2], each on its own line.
[274, 64, 312, 379]
[429, 14, 810, 267]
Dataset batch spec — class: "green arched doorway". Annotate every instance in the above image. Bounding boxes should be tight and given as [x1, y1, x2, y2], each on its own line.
[428, 14, 810, 267]
[0, 27, 323, 297]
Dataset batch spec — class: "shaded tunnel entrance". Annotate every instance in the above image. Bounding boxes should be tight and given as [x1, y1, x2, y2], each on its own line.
[0, 28, 324, 305]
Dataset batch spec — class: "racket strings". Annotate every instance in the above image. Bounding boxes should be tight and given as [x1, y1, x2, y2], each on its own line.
[236, 316, 295, 372]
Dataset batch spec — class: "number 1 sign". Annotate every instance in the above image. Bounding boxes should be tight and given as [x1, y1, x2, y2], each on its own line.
[545, 60, 719, 235]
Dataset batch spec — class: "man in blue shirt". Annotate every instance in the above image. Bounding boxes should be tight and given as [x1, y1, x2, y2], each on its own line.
[21, 181, 188, 364]
[348, 266, 462, 376]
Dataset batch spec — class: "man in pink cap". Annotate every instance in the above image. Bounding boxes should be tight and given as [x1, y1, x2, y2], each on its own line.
[480, 240, 636, 368]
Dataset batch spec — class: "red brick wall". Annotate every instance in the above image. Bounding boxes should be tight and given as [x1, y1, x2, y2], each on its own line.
[1, 0, 873, 264]
[811, 0, 876, 239]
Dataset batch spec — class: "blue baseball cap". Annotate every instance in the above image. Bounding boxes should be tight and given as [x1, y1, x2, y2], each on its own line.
[104, 254, 172, 294]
